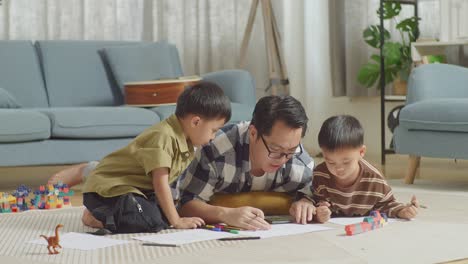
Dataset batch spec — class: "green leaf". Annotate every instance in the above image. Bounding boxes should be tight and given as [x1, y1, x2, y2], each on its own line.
[358, 63, 380, 88]
[363, 25, 391, 48]
[397, 17, 421, 41]
[384, 65, 399, 85]
[370, 54, 381, 63]
[377, 1, 401, 19]
[358, 54, 402, 89]
[382, 42, 402, 65]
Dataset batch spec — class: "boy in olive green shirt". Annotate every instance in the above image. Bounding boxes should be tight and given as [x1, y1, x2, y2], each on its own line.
[55, 82, 231, 231]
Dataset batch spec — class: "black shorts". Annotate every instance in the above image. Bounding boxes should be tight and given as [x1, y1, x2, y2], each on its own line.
[83, 192, 168, 226]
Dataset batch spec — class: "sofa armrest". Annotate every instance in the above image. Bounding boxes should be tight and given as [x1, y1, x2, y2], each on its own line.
[407, 64, 468, 105]
[202, 70, 256, 106]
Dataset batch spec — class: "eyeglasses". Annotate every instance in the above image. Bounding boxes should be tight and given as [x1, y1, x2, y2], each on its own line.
[260, 135, 303, 160]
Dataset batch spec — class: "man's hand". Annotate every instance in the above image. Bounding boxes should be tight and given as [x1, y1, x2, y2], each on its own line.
[222, 206, 270, 230]
[314, 201, 331, 223]
[397, 195, 419, 220]
[172, 217, 205, 229]
[289, 198, 316, 224]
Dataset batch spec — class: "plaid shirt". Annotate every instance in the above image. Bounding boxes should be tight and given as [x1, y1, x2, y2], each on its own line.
[178, 122, 314, 206]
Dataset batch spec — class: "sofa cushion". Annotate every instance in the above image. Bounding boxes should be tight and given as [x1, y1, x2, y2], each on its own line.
[0, 87, 21, 108]
[399, 98, 468, 132]
[151, 102, 252, 123]
[36, 40, 136, 107]
[150, 105, 177, 120]
[103, 42, 183, 91]
[0, 109, 51, 142]
[39, 107, 160, 139]
[0, 41, 49, 107]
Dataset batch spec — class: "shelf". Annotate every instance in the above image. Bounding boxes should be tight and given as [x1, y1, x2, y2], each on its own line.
[384, 95, 406, 102]
[379, 0, 417, 164]
[384, 149, 396, 155]
[411, 40, 468, 62]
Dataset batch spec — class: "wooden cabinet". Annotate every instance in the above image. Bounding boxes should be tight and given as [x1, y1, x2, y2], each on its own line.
[124, 76, 201, 107]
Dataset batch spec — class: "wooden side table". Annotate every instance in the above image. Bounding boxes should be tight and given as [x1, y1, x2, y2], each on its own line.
[124, 76, 201, 107]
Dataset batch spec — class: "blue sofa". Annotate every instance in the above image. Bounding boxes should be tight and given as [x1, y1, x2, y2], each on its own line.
[0, 40, 256, 166]
[394, 64, 468, 184]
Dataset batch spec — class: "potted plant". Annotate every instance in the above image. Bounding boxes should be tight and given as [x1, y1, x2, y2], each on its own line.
[357, 1, 420, 95]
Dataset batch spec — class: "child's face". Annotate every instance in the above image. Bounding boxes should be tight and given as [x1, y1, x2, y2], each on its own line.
[188, 116, 226, 147]
[321, 146, 366, 181]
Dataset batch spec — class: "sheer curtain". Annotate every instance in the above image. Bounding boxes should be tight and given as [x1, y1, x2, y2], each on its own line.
[0, 0, 269, 96]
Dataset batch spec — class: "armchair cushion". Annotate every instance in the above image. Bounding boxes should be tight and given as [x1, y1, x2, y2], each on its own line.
[202, 70, 256, 106]
[0, 87, 21, 108]
[0, 109, 50, 142]
[39, 107, 160, 139]
[230, 102, 254, 123]
[399, 98, 468, 133]
[103, 42, 183, 91]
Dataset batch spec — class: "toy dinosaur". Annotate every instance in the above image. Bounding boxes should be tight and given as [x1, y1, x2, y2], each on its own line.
[40, 224, 63, 254]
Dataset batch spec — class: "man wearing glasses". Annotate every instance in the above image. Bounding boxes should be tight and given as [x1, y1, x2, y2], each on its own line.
[178, 96, 315, 230]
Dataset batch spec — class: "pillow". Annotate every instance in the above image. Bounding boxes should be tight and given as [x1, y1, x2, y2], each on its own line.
[103, 42, 180, 91]
[208, 192, 293, 215]
[0, 87, 21, 108]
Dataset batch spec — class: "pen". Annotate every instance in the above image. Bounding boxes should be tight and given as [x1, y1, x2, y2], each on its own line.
[218, 236, 261, 241]
[142, 243, 179, 247]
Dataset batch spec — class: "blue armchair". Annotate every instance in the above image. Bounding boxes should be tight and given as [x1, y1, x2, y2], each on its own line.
[394, 64, 468, 184]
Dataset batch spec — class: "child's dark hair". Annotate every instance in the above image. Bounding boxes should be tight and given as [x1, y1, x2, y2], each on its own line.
[175, 81, 231, 122]
[318, 115, 364, 150]
[251, 95, 308, 137]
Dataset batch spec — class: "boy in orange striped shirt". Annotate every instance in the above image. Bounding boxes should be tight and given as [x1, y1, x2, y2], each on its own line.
[312, 115, 418, 223]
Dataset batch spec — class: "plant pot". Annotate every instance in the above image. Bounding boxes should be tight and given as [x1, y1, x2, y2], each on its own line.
[393, 77, 407, 96]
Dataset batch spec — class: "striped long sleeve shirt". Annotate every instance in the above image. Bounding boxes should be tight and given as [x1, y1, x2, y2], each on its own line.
[312, 159, 405, 218]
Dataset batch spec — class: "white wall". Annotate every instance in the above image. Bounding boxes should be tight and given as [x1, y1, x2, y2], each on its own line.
[280, 0, 399, 158]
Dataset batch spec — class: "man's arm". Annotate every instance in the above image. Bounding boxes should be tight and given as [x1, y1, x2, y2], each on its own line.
[180, 200, 270, 230]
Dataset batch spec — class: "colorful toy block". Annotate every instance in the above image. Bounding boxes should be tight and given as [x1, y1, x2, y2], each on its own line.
[344, 211, 388, 236]
[0, 182, 74, 213]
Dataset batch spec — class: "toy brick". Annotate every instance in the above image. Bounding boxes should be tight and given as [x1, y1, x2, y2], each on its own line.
[344, 211, 388, 236]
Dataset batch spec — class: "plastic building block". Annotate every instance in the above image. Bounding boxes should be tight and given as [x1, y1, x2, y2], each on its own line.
[344, 211, 388, 236]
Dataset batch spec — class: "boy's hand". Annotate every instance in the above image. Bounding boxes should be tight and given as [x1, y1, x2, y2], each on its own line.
[397, 195, 419, 220]
[289, 198, 315, 224]
[222, 206, 270, 231]
[172, 217, 205, 229]
[314, 202, 331, 223]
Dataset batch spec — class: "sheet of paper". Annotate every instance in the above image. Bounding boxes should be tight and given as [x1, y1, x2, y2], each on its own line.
[28, 232, 130, 250]
[328, 217, 397, 225]
[237, 224, 333, 239]
[133, 229, 237, 245]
